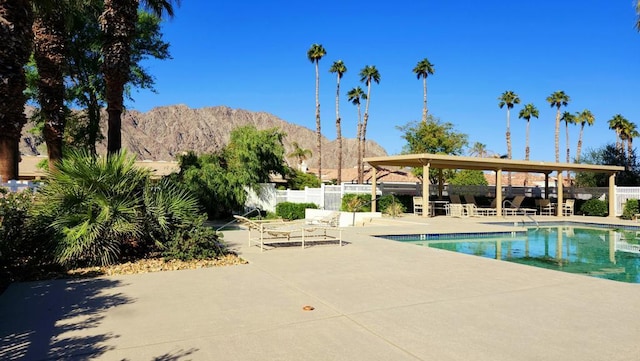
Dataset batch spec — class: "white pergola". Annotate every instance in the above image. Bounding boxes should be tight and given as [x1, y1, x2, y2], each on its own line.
[365, 153, 625, 218]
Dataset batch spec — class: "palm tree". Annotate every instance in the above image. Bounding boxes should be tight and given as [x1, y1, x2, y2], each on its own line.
[329, 60, 346, 184]
[498, 90, 519, 186]
[412, 58, 435, 122]
[307, 43, 326, 180]
[347, 86, 367, 183]
[608, 114, 627, 151]
[0, 1, 34, 181]
[518, 103, 539, 162]
[358, 65, 380, 183]
[575, 109, 595, 163]
[546, 91, 570, 163]
[619, 119, 638, 163]
[636, 0, 640, 31]
[561, 111, 577, 182]
[101, 0, 178, 156]
[288, 141, 312, 170]
[469, 142, 490, 158]
[33, 2, 70, 170]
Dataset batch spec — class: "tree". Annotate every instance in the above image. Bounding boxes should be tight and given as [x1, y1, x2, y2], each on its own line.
[412, 58, 435, 122]
[619, 119, 638, 164]
[449, 170, 488, 186]
[518, 103, 539, 185]
[636, 0, 640, 31]
[347, 86, 367, 184]
[518, 103, 539, 162]
[561, 111, 577, 182]
[33, 1, 69, 169]
[307, 43, 326, 180]
[175, 126, 287, 218]
[498, 91, 520, 162]
[0, 1, 34, 181]
[329, 60, 346, 184]
[608, 114, 627, 152]
[546, 91, 570, 163]
[397, 115, 468, 184]
[575, 144, 640, 187]
[359, 65, 380, 182]
[287, 141, 312, 170]
[101, 0, 178, 156]
[575, 109, 595, 163]
[469, 142, 491, 158]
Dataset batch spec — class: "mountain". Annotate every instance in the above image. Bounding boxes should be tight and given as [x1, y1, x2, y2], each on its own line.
[20, 105, 387, 168]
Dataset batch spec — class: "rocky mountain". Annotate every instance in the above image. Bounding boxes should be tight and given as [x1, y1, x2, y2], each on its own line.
[20, 105, 387, 168]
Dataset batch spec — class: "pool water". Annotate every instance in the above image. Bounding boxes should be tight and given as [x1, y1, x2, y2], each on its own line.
[386, 227, 640, 283]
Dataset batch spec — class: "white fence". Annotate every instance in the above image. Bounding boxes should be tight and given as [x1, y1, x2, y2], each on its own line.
[1, 180, 39, 193]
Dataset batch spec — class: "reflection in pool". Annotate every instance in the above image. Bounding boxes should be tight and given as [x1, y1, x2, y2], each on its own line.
[384, 227, 640, 283]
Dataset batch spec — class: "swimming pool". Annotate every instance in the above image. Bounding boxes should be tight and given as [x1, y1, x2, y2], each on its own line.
[381, 227, 640, 284]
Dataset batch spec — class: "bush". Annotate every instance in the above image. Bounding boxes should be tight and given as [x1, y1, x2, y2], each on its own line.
[378, 195, 407, 216]
[341, 193, 372, 212]
[580, 199, 608, 217]
[275, 202, 318, 220]
[162, 226, 226, 261]
[622, 199, 639, 220]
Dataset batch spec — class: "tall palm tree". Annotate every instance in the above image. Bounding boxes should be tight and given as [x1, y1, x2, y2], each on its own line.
[33, 2, 69, 169]
[608, 114, 627, 151]
[100, 0, 178, 156]
[546, 91, 570, 163]
[306, 43, 326, 180]
[518, 103, 539, 162]
[412, 58, 435, 122]
[358, 65, 380, 183]
[636, 0, 640, 31]
[329, 60, 346, 184]
[0, 1, 34, 181]
[561, 111, 576, 182]
[498, 91, 520, 162]
[287, 141, 312, 170]
[575, 109, 595, 163]
[347, 86, 367, 183]
[619, 119, 638, 163]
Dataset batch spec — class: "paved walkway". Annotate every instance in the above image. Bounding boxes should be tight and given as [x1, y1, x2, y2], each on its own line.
[2, 215, 640, 360]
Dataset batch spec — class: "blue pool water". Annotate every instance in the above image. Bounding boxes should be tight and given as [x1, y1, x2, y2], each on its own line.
[382, 227, 640, 283]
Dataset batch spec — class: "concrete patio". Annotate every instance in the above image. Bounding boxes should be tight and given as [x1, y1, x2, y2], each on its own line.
[1, 215, 640, 360]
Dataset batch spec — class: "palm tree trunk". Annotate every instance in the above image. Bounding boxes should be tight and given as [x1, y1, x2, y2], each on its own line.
[0, 1, 33, 181]
[314, 60, 322, 181]
[335, 74, 341, 184]
[361, 81, 372, 183]
[422, 76, 427, 122]
[525, 119, 530, 185]
[554, 107, 561, 163]
[101, 0, 138, 155]
[565, 121, 570, 182]
[506, 108, 512, 186]
[576, 124, 584, 163]
[357, 104, 362, 183]
[33, 8, 67, 170]
[629, 137, 633, 165]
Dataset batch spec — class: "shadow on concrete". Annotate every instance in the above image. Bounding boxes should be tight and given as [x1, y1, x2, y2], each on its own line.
[0, 277, 132, 360]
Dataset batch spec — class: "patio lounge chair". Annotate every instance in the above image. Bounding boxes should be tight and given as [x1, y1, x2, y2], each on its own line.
[562, 199, 575, 216]
[449, 194, 462, 204]
[537, 199, 555, 215]
[502, 195, 537, 216]
[447, 203, 465, 217]
[234, 215, 342, 251]
[413, 196, 424, 215]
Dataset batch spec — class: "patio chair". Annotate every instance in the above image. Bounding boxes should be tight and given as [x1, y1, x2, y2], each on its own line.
[562, 199, 575, 216]
[463, 194, 477, 205]
[449, 194, 462, 204]
[447, 203, 465, 217]
[413, 196, 424, 215]
[502, 195, 537, 216]
[537, 199, 555, 216]
[464, 204, 481, 217]
[476, 198, 498, 216]
[306, 211, 340, 227]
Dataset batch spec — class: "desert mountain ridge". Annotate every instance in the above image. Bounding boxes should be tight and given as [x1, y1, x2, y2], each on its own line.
[20, 104, 388, 168]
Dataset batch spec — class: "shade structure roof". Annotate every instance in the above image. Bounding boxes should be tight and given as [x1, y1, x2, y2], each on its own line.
[365, 153, 624, 174]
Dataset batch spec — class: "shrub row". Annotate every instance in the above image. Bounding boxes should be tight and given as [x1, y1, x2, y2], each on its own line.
[275, 202, 318, 220]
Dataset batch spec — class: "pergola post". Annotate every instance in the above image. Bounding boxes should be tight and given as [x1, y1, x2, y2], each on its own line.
[423, 163, 430, 217]
[544, 173, 550, 199]
[556, 172, 564, 217]
[608, 173, 616, 218]
[496, 169, 503, 216]
[438, 169, 443, 199]
[371, 167, 377, 212]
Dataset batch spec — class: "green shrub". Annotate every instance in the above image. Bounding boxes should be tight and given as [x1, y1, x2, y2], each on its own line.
[162, 226, 226, 261]
[580, 199, 608, 217]
[341, 193, 372, 212]
[378, 195, 407, 216]
[622, 199, 639, 220]
[275, 202, 318, 220]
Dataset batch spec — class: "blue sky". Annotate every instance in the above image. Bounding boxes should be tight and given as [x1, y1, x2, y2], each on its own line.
[130, 0, 640, 163]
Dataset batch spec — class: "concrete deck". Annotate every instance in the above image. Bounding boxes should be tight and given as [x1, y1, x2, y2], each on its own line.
[2, 215, 640, 360]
